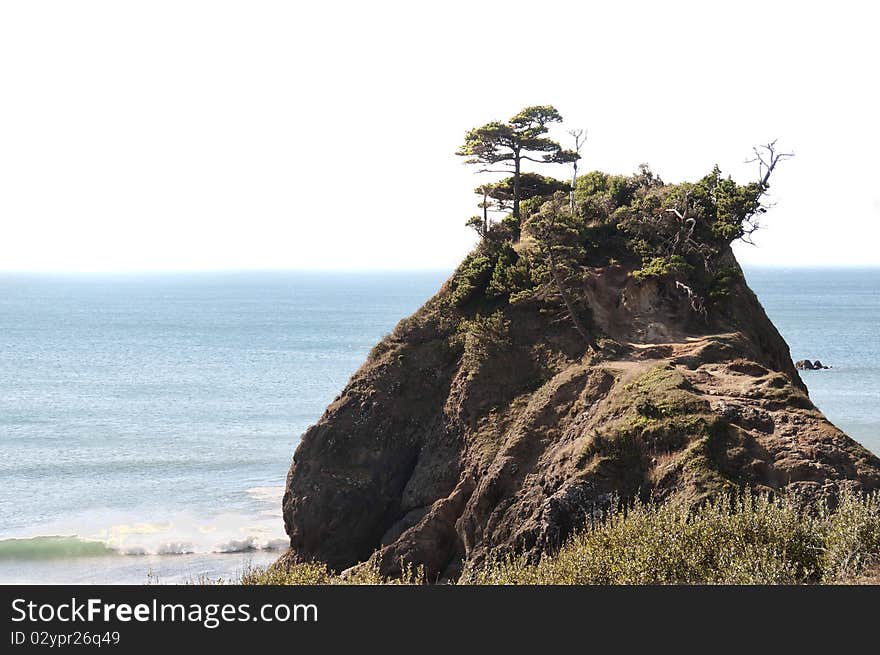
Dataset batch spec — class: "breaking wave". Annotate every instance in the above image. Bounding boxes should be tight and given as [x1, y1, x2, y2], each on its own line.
[0, 532, 286, 561]
[0, 485, 288, 561]
[0, 536, 114, 560]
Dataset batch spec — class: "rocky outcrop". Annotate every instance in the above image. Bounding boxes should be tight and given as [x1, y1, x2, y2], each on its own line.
[796, 359, 831, 370]
[278, 250, 880, 580]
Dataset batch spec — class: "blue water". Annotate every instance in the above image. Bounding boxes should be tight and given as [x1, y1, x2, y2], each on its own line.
[743, 268, 880, 455]
[0, 268, 877, 583]
[0, 272, 448, 582]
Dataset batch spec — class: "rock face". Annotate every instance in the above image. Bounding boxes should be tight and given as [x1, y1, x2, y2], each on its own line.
[279, 250, 880, 580]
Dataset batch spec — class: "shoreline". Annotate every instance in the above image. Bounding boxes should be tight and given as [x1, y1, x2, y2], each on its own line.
[0, 550, 280, 585]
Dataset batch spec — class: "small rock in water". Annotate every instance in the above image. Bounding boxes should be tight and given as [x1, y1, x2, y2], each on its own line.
[795, 359, 830, 370]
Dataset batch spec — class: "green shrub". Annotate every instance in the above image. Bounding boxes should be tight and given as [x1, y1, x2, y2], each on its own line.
[632, 255, 692, 282]
[214, 493, 879, 586]
[707, 267, 741, 302]
[449, 252, 494, 307]
[820, 492, 880, 581]
[461, 492, 880, 585]
[486, 243, 531, 299]
[453, 310, 511, 373]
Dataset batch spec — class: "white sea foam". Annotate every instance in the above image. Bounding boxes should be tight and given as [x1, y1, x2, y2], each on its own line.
[119, 545, 147, 556]
[246, 486, 285, 504]
[246, 485, 285, 518]
[156, 542, 196, 555]
[264, 538, 288, 551]
[217, 538, 257, 553]
[1, 507, 287, 559]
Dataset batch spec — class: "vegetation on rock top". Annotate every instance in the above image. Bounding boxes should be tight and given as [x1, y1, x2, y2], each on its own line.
[449, 105, 792, 341]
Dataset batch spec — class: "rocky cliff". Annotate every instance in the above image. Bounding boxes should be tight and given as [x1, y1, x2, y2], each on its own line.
[278, 176, 880, 581]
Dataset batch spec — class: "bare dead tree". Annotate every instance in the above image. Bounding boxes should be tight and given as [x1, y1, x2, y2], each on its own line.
[748, 139, 794, 189]
[741, 140, 794, 244]
[675, 281, 707, 317]
[664, 191, 697, 256]
[567, 129, 588, 214]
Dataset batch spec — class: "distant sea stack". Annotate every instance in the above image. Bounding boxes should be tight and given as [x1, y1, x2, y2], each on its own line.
[796, 359, 830, 370]
[278, 165, 880, 580]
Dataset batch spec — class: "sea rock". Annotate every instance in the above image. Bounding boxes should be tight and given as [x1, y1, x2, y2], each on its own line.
[279, 249, 880, 580]
[795, 359, 830, 370]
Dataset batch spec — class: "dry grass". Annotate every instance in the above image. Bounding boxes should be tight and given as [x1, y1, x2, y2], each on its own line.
[845, 564, 880, 585]
[208, 492, 880, 586]
[233, 558, 423, 586]
[462, 492, 880, 585]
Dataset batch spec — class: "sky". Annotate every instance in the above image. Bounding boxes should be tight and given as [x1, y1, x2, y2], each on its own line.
[1, 1, 878, 272]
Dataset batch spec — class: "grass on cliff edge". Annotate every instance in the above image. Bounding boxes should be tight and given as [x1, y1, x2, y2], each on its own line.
[228, 492, 880, 585]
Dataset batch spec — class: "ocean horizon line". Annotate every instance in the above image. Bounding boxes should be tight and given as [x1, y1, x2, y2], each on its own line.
[1, 264, 879, 277]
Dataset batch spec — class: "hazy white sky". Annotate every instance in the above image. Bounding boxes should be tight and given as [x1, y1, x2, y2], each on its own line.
[1, 1, 878, 272]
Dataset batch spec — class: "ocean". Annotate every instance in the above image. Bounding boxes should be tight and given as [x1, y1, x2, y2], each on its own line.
[0, 268, 878, 583]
